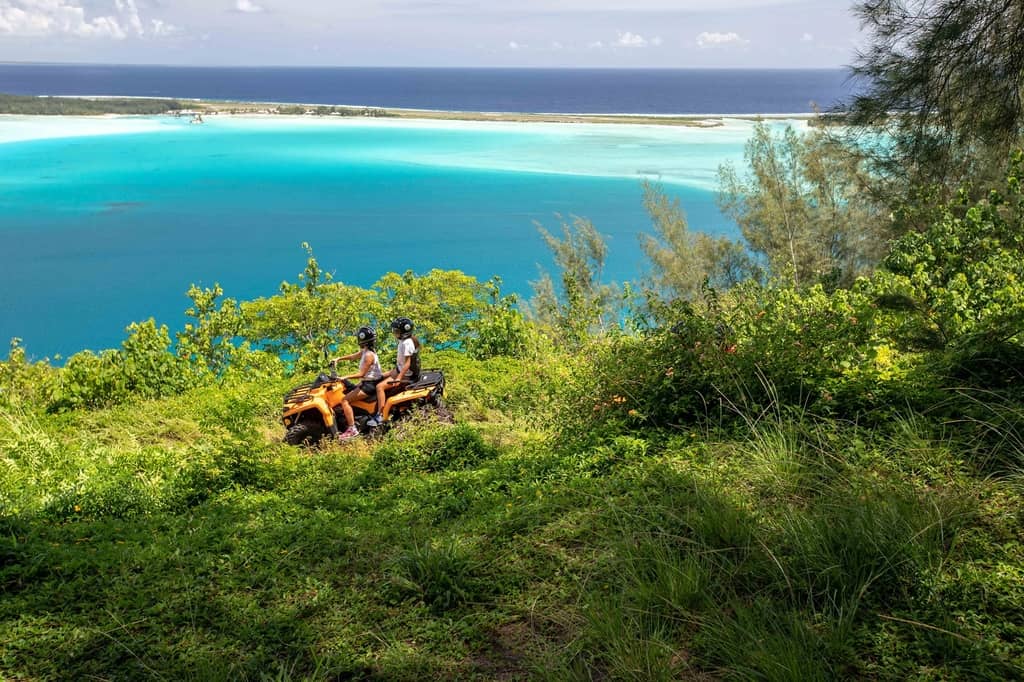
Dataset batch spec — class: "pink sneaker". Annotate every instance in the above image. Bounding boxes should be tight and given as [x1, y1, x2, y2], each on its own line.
[338, 425, 359, 441]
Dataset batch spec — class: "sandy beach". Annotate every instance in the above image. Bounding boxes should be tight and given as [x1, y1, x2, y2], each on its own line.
[175, 97, 817, 127]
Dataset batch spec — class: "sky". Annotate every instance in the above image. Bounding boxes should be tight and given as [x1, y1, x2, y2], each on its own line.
[0, 0, 862, 68]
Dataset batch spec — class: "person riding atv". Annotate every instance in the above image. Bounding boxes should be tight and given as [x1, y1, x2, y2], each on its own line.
[369, 317, 422, 427]
[280, 330, 448, 445]
[330, 325, 384, 441]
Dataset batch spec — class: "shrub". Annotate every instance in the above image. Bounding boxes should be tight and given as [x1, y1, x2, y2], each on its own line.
[372, 424, 498, 474]
[385, 536, 489, 612]
[874, 152, 1024, 351]
[0, 338, 56, 409]
[51, 320, 197, 410]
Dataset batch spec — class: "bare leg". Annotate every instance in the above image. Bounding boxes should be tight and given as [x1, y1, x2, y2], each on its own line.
[375, 379, 392, 416]
[340, 399, 355, 429]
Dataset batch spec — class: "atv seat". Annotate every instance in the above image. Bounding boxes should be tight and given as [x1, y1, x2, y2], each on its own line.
[407, 370, 443, 389]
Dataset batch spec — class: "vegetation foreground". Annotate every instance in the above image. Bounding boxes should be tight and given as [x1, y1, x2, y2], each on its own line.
[1, 343, 1023, 680]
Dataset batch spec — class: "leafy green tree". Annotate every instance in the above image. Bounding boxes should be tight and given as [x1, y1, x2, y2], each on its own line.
[176, 283, 242, 376]
[462, 278, 533, 360]
[53, 320, 196, 410]
[639, 182, 760, 301]
[846, 0, 1024, 191]
[529, 215, 620, 343]
[373, 269, 494, 350]
[241, 283, 378, 372]
[289, 241, 331, 295]
[718, 122, 887, 288]
[873, 151, 1024, 350]
[240, 244, 379, 371]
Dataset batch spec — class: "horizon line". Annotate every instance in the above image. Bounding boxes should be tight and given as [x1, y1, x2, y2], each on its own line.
[0, 60, 852, 72]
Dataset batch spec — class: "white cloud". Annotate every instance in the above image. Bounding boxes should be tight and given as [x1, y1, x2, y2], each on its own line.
[114, 0, 141, 36]
[507, 40, 519, 49]
[615, 31, 648, 47]
[801, 32, 813, 42]
[0, 2, 58, 36]
[0, 0, 176, 39]
[590, 31, 664, 49]
[696, 31, 748, 48]
[235, 0, 264, 13]
[150, 18, 178, 36]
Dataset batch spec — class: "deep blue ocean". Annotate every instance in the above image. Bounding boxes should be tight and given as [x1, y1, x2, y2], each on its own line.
[0, 64, 853, 114]
[0, 66, 855, 360]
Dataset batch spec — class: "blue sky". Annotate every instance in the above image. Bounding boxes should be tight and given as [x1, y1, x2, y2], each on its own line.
[0, 0, 861, 67]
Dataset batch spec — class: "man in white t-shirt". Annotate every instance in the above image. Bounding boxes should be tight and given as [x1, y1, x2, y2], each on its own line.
[368, 316, 421, 426]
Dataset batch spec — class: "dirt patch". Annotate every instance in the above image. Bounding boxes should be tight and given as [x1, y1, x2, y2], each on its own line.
[471, 620, 542, 681]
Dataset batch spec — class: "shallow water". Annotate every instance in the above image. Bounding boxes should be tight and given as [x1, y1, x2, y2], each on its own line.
[0, 115, 788, 359]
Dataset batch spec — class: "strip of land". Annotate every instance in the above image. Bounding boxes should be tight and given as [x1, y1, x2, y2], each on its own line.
[0, 92, 816, 127]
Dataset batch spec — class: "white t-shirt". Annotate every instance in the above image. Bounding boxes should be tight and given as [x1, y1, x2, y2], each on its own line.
[396, 337, 417, 375]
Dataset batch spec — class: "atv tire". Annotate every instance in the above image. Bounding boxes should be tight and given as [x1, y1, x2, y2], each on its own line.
[431, 397, 455, 424]
[284, 422, 325, 446]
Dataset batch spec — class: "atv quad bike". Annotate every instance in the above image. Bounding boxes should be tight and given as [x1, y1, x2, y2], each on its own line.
[281, 366, 449, 445]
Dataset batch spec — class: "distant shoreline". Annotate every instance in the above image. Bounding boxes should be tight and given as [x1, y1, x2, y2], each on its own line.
[0, 92, 819, 127]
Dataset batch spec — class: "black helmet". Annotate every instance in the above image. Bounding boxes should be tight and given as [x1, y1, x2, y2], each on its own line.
[356, 326, 376, 346]
[390, 317, 414, 338]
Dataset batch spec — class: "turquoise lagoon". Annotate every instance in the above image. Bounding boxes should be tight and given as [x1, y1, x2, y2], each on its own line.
[0, 115, 804, 359]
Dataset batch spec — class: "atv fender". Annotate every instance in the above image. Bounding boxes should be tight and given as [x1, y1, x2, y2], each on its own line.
[311, 396, 336, 429]
[382, 387, 434, 420]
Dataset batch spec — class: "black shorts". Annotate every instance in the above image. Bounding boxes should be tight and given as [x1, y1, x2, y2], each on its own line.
[359, 378, 384, 395]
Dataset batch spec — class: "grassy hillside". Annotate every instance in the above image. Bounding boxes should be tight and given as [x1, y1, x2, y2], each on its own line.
[2, 340, 1022, 679]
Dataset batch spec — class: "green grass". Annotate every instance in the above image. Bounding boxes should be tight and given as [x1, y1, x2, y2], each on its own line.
[1, 355, 1023, 680]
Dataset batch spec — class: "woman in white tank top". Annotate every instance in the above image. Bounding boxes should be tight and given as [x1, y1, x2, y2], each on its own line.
[330, 326, 384, 440]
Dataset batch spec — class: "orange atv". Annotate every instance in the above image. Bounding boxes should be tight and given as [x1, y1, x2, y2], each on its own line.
[281, 366, 450, 445]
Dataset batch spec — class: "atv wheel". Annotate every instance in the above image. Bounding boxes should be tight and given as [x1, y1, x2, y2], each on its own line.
[284, 422, 325, 446]
[431, 397, 455, 424]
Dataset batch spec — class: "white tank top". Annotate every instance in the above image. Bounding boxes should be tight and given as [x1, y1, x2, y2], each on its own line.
[360, 349, 383, 380]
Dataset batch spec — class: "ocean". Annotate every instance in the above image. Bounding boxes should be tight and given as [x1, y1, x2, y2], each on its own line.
[0, 65, 853, 114]
[0, 66, 855, 360]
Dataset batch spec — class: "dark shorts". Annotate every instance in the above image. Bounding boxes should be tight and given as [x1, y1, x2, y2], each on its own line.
[359, 378, 384, 395]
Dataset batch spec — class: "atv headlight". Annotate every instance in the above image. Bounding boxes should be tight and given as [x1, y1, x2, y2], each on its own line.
[283, 417, 292, 426]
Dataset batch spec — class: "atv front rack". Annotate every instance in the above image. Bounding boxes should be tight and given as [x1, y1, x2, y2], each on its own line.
[284, 381, 336, 405]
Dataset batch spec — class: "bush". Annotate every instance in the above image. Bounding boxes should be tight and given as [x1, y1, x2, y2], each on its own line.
[874, 152, 1024, 351]
[385, 535, 489, 612]
[0, 338, 56, 409]
[372, 424, 498, 474]
[51, 320, 197, 411]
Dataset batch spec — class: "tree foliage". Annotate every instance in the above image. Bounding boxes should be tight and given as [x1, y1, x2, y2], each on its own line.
[176, 283, 242, 377]
[846, 0, 1024, 191]
[53, 320, 196, 410]
[373, 269, 493, 350]
[718, 122, 887, 288]
[874, 151, 1024, 350]
[640, 182, 760, 301]
[0, 93, 184, 115]
[529, 215, 620, 343]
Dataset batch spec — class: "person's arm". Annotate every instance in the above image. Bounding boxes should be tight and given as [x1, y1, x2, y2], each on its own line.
[395, 355, 412, 380]
[329, 350, 361, 364]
